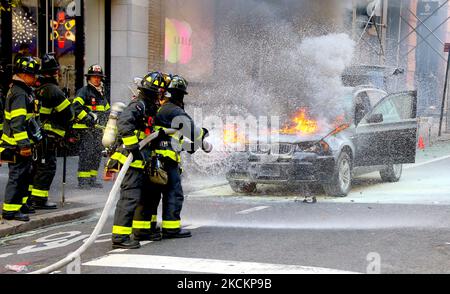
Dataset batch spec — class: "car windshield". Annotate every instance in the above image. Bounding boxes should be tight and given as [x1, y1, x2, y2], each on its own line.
[338, 88, 355, 123]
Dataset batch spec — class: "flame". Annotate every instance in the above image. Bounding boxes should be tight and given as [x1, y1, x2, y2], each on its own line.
[223, 124, 245, 145]
[280, 108, 319, 135]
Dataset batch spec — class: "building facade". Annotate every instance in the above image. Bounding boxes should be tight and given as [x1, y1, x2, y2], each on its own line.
[1, 0, 449, 131]
[0, 0, 108, 98]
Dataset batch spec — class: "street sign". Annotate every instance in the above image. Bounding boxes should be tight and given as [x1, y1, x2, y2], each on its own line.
[445, 43, 450, 53]
[418, 1, 439, 17]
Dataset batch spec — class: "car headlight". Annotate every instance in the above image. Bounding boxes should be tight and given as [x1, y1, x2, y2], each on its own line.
[298, 141, 330, 154]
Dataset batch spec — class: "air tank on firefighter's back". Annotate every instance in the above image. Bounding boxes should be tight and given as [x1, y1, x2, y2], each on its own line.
[102, 102, 127, 148]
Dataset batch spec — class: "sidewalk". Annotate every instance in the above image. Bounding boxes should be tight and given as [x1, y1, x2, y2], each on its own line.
[0, 157, 227, 238]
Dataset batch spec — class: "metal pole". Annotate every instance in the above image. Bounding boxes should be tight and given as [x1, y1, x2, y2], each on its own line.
[61, 146, 66, 207]
[352, 0, 357, 40]
[395, 0, 403, 91]
[51, 0, 54, 53]
[381, 0, 389, 65]
[45, 0, 48, 54]
[438, 49, 450, 137]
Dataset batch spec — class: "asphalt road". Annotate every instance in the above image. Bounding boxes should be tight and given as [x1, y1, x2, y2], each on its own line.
[0, 157, 449, 275]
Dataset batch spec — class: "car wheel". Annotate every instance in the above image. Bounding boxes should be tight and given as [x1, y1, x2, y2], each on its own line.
[380, 164, 402, 182]
[229, 181, 257, 193]
[323, 151, 352, 197]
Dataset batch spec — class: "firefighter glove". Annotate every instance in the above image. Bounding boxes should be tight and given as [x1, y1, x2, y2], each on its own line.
[85, 112, 98, 127]
[157, 129, 166, 139]
[127, 144, 143, 161]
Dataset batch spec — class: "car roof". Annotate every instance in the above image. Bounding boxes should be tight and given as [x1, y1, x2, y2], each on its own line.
[343, 65, 405, 77]
[351, 85, 388, 96]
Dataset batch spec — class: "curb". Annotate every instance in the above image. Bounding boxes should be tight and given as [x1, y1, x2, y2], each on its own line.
[0, 182, 228, 238]
[0, 204, 103, 238]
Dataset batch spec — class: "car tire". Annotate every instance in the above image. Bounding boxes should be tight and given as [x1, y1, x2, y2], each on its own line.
[380, 164, 402, 182]
[229, 181, 257, 193]
[323, 151, 352, 197]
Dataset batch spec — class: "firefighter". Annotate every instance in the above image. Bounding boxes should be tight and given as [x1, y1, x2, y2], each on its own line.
[29, 53, 74, 209]
[151, 75, 212, 239]
[131, 72, 173, 242]
[0, 56, 41, 222]
[72, 64, 110, 189]
[111, 71, 167, 249]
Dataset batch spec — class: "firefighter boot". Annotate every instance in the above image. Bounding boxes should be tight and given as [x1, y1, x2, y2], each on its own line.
[78, 178, 92, 190]
[20, 204, 36, 214]
[162, 228, 192, 239]
[112, 235, 141, 249]
[90, 178, 104, 189]
[2, 212, 30, 222]
[133, 217, 162, 241]
[134, 228, 162, 241]
[31, 198, 58, 210]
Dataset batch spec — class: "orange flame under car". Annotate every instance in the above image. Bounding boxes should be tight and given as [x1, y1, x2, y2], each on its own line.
[280, 108, 319, 135]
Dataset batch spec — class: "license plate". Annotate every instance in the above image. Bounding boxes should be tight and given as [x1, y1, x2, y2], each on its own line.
[256, 165, 281, 178]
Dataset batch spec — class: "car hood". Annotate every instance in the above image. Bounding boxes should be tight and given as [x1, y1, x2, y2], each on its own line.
[276, 133, 326, 144]
[248, 131, 329, 145]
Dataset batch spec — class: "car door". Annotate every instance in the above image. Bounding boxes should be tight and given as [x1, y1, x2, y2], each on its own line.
[354, 91, 418, 166]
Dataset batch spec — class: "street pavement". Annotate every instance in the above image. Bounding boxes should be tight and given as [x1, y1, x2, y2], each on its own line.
[0, 138, 449, 274]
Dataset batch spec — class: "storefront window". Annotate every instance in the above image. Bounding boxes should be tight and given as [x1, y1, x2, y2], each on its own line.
[5, 0, 79, 96]
[11, 0, 38, 60]
[51, 0, 77, 97]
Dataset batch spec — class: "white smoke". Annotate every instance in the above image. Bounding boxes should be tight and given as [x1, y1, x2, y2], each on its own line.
[287, 33, 356, 119]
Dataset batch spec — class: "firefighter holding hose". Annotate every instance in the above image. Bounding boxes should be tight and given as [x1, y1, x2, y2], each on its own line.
[110, 71, 167, 249]
[148, 75, 212, 239]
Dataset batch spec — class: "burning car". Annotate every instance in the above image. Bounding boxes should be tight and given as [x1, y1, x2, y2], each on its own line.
[225, 86, 418, 197]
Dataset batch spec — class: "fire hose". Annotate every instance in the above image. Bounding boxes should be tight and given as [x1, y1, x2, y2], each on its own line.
[29, 129, 177, 274]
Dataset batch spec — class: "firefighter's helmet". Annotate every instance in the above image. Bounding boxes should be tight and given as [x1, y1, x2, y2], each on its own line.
[162, 72, 173, 90]
[138, 71, 167, 96]
[167, 75, 188, 95]
[14, 56, 41, 75]
[40, 52, 60, 74]
[85, 64, 106, 78]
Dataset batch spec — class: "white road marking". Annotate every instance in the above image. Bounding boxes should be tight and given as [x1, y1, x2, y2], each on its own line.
[184, 225, 202, 230]
[83, 254, 359, 274]
[0, 253, 14, 258]
[109, 249, 128, 253]
[236, 206, 269, 215]
[405, 155, 450, 170]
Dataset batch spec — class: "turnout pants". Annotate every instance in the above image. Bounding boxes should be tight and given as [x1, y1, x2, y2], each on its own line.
[149, 159, 185, 232]
[112, 167, 159, 242]
[77, 128, 103, 185]
[2, 154, 32, 215]
[30, 137, 58, 204]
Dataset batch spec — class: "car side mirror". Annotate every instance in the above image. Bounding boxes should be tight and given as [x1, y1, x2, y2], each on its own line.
[367, 113, 384, 124]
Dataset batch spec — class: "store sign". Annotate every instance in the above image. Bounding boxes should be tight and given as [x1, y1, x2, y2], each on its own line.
[418, 1, 439, 17]
[165, 18, 193, 64]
